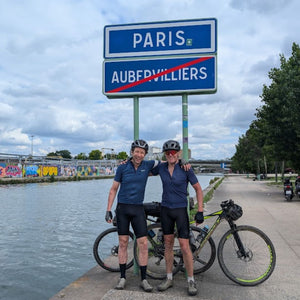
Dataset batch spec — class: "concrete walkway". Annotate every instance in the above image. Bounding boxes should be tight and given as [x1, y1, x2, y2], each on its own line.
[50, 175, 300, 300]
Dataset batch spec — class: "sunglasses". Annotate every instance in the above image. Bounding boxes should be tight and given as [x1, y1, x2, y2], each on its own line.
[165, 150, 178, 156]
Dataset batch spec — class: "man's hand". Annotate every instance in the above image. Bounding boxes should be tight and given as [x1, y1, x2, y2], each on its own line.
[194, 211, 204, 224]
[105, 211, 113, 223]
[119, 157, 132, 165]
[178, 159, 191, 171]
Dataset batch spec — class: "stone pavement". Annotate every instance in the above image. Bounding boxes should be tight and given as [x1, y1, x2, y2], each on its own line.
[50, 175, 300, 300]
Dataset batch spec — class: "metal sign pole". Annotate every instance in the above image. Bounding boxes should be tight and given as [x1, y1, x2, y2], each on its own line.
[133, 95, 139, 275]
[182, 94, 190, 212]
[134, 96, 139, 140]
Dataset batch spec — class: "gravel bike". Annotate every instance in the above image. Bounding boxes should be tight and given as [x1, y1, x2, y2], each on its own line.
[93, 200, 276, 286]
[134, 200, 276, 286]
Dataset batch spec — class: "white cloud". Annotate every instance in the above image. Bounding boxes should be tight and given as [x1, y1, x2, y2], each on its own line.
[0, 0, 299, 159]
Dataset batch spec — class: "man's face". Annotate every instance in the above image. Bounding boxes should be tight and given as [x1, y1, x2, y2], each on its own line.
[165, 150, 178, 163]
[132, 147, 146, 164]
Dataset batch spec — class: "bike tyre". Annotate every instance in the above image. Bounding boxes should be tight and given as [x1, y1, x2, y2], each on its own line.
[189, 225, 216, 274]
[93, 227, 134, 272]
[217, 225, 276, 286]
[133, 223, 182, 280]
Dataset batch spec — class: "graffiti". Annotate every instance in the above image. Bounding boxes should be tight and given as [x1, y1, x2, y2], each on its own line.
[60, 165, 77, 177]
[0, 163, 22, 178]
[0, 160, 117, 178]
[42, 166, 58, 177]
[77, 166, 99, 176]
[24, 165, 40, 177]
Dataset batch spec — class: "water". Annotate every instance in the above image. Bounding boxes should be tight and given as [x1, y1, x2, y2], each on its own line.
[0, 174, 221, 300]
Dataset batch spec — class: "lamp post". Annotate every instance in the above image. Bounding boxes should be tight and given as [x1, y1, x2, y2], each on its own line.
[31, 135, 34, 156]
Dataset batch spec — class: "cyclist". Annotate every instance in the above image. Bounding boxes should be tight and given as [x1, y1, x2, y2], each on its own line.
[105, 139, 158, 292]
[151, 140, 204, 296]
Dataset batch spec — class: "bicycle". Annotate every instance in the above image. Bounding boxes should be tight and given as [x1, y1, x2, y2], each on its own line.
[133, 200, 276, 286]
[93, 200, 276, 286]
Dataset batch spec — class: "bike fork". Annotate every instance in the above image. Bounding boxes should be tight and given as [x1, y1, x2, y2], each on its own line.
[230, 223, 248, 258]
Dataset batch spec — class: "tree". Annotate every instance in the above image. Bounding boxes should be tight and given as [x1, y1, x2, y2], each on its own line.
[47, 150, 72, 159]
[56, 150, 72, 159]
[74, 152, 88, 160]
[117, 151, 128, 160]
[88, 150, 102, 160]
[232, 43, 300, 173]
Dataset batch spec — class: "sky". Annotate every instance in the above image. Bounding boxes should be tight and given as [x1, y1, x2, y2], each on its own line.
[0, 0, 299, 160]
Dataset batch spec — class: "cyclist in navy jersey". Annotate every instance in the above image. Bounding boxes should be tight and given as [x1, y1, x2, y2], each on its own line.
[105, 139, 158, 292]
[151, 140, 204, 296]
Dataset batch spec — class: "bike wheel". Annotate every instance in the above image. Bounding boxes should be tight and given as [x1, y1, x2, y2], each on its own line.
[189, 225, 216, 274]
[217, 225, 276, 286]
[134, 223, 182, 280]
[93, 227, 134, 272]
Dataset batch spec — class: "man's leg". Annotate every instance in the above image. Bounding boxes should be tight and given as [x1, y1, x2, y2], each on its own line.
[137, 236, 153, 292]
[179, 238, 197, 296]
[115, 235, 129, 290]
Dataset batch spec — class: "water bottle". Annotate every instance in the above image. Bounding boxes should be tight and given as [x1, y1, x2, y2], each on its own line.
[157, 229, 164, 243]
[197, 225, 209, 242]
[189, 229, 196, 245]
[148, 229, 156, 238]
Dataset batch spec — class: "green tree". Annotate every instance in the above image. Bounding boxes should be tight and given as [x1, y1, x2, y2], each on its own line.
[232, 43, 300, 173]
[88, 149, 102, 160]
[74, 152, 88, 160]
[56, 150, 72, 159]
[117, 151, 128, 160]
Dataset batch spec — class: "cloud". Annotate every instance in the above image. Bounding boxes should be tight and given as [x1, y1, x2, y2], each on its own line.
[0, 0, 299, 159]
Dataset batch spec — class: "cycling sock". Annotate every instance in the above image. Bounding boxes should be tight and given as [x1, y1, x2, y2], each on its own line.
[167, 273, 173, 280]
[187, 276, 194, 282]
[120, 263, 126, 279]
[140, 265, 147, 281]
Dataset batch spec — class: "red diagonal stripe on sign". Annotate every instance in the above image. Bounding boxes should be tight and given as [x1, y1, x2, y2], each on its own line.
[107, 56, 213, 93]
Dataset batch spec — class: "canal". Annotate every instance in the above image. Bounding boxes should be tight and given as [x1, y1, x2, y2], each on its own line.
[0, 174, 221, 300]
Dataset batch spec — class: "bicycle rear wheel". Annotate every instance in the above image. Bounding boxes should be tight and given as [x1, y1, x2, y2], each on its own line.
[93, 227, 134, 272]
[134, 223, 182, 279]
[217, 225, 276, 286]
[189, 225, 216, 274]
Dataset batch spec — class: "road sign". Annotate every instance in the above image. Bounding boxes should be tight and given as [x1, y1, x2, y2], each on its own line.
[104, 18, 217, 59]
[103, 55, 216, 98]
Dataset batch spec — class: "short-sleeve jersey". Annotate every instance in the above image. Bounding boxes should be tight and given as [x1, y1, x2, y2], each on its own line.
[114, 160, 156, 205]
[151, 163, 198, 208]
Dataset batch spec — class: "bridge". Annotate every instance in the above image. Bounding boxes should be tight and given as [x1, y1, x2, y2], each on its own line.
[189, 159, 232, 173]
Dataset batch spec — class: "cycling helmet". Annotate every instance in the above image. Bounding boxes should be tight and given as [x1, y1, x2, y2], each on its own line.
[162, 140, 180, 152]
[131, 139, 149, 154]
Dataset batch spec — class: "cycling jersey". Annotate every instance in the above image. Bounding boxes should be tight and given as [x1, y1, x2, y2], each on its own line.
[114, 160, 158, 205]
[151, 162, 198, 208]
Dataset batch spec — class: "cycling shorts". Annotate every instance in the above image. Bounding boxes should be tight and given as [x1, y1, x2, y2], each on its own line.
[116, 203, 147, 238]
[160, 206, 189, 239]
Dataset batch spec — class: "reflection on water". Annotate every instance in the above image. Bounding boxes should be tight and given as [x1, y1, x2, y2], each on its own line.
[0, 174, 221, 300]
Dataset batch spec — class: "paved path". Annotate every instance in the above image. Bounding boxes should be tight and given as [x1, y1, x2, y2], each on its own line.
[50, 175, 300, 300]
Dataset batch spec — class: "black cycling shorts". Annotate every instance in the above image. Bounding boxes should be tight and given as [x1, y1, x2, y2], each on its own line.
[116, 203, 147, 238]
[160, 206, 189, 239]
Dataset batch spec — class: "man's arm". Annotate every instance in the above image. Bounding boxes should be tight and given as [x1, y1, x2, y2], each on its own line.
[105, 180, 120, 223]
[192, 182, 204, 225]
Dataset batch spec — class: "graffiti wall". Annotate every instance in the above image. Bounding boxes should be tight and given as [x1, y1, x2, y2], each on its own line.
[0, 161, 117, 178]
[0, 163, 22, 178]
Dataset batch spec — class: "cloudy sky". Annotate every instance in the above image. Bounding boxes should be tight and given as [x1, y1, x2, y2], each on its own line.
[0, 0, 299, 159]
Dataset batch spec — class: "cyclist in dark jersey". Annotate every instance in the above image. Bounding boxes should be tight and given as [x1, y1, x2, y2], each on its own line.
[105, 139, 158, 292]
[151, 140, 204, 296]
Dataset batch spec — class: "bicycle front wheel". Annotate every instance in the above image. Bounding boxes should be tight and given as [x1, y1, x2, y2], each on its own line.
[217, 225, 276, 286]
[93, 227, 134, 272]
[134, 223, 182, 280]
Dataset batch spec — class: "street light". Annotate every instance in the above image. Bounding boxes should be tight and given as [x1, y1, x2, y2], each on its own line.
[31, 135, 34, 156]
